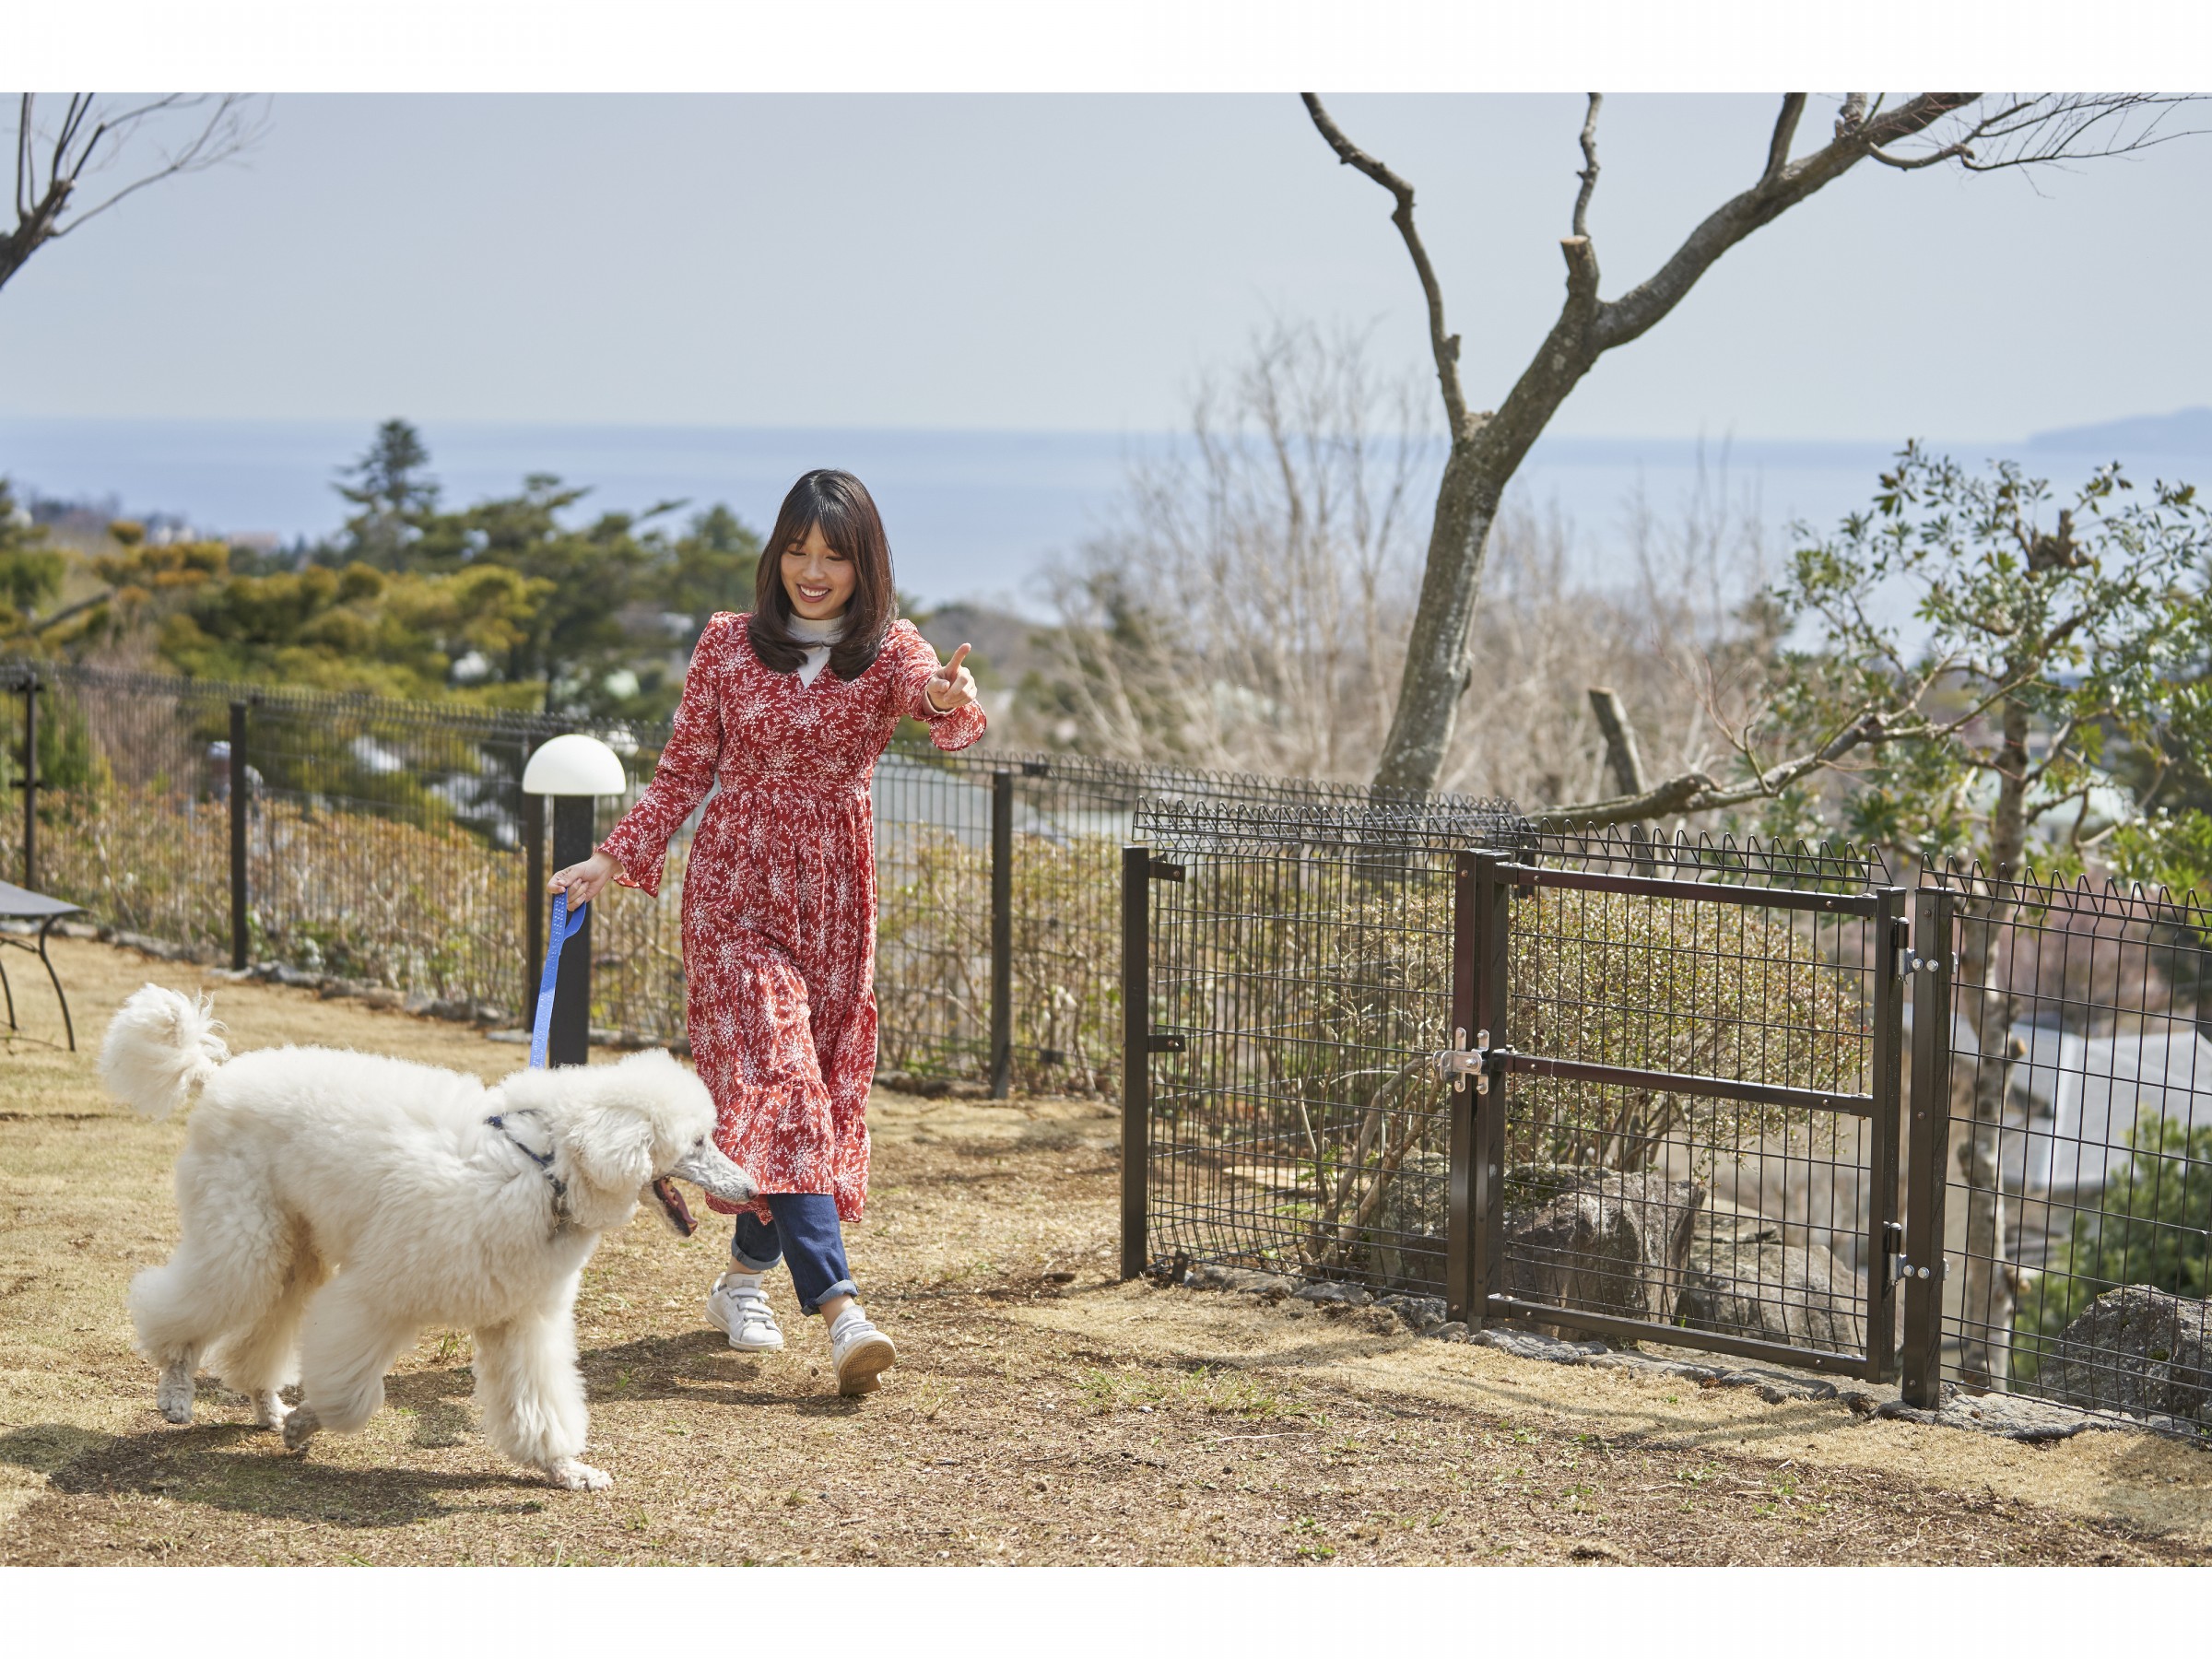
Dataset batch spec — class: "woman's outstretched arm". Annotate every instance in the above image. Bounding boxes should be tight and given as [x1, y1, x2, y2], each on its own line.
[892, 621, 986, 752]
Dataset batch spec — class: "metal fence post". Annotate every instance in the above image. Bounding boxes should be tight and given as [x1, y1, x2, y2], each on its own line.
[1866, 885, 1909, 1383]
[990, 769, 1013, 1098]
[548, 795, 595, 1066]
[1900, 883, 1956, 1408]
[1120, 844, 1150, 1280]
[1468, 850, 1511, 1329]
[20, 670, 37, 890]
[522, 742, 547, 1028]
[1447, 851, 1477, 1324]
[229, 700, 249, 971]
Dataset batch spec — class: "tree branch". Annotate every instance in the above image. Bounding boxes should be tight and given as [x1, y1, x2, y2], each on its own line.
[1594, 94, 1980, 354]
[1762, 93, 1806, 185]
[1301, 93, 1469, 437]
[1571, 93, 1603, 238]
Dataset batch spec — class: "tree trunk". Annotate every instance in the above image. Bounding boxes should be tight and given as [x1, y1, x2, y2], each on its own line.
[1957, 689, 2030, 1393]
[1371, 441, 1497, 794]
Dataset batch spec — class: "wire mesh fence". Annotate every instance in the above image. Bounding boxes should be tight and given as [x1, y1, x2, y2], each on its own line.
[1130, 808, 1906, 1378]
[1918, 866, 2212, 1434]
[1489, 831, 1901, 1374]
[0, 658, 1482, 1101]
[1133, 798, 1521, 1296]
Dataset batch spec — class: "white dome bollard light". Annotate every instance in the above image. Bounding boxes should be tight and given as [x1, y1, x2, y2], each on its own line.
[523, 734, 629, 1067]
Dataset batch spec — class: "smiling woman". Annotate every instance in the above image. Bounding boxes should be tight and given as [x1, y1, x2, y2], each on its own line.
[547, 466, 982, 1402]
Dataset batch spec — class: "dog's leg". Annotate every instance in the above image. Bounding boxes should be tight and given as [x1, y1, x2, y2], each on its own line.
[475, 1298, 607, 1491]
[290, 1273, 417, 1453]
[227, 1229, 326, 1432]
[157, 1352, 199, 1425]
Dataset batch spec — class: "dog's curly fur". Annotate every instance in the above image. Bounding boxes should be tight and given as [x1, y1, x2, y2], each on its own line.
[104, 982, 752, 1490]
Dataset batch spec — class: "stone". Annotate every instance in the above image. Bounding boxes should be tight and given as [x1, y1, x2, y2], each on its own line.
[2040, 1285, 2212, 1424]
[1675, 1207, 1866, 1356]
[1468, 1327, 1607, 1364]
[1293, 1281, 1371, 1307]
[1500, 1164, 1702, 1331]
[1376, 1294, 1449, 1333]
[1428, 1322, 1471, 1343]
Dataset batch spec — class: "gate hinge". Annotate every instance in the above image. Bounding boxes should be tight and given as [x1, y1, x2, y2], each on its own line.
[1434, 1028, 1512, 1095]
[1147, 1030, 1186, 1053]
[1148, 859, 1184, 882]
[1897, 947, 1958, 979]
[1891, 1253, 1947, 1284]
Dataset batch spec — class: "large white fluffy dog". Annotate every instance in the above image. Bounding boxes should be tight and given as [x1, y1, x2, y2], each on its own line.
[103, 982, 755, 1491]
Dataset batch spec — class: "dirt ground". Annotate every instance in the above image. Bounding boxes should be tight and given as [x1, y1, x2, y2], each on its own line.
[2, 938, 2208, 1566]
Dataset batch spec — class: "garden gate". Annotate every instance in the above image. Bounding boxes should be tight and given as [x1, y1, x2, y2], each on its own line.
[1125, 806, 1914, 1386]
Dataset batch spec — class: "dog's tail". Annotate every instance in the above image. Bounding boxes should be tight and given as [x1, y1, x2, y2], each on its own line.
[100, 983, 229, 1119]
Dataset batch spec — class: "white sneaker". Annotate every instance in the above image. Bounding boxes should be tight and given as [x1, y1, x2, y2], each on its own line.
[705, 1271, 784, 1352]
[829, 1306, 896, 1395]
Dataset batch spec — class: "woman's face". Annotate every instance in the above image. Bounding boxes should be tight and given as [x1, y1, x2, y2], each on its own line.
[781, 522, 858, 621]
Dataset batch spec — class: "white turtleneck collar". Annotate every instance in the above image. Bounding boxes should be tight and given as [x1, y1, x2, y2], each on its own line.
[788, 612, 843, 688]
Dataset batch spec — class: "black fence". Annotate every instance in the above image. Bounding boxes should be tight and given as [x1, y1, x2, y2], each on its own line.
[1914, 867, 2212, 1432]
[1127, 810, 2212, 1430]
[0, 659, 1484, 1103]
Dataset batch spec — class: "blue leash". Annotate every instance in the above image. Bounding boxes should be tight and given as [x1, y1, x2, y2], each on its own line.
[530, 891, 589, 1069]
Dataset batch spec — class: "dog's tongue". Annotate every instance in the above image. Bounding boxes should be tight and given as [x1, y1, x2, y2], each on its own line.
[650, 1177, 697, 1237]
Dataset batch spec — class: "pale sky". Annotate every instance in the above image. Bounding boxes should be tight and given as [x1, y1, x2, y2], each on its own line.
[3, 92, 2206, 441]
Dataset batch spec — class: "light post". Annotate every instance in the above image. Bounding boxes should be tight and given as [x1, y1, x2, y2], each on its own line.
[522, 733, 628, 1067]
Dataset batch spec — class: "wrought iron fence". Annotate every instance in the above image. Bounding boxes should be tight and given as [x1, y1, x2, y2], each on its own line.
[1913, 867, 2212, 1435]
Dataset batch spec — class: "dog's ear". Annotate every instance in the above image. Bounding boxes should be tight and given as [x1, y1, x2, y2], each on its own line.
[560, 1105, 658, 1196]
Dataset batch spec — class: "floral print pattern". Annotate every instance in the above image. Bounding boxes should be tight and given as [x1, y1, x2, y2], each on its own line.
[598, 612, 986, 1220]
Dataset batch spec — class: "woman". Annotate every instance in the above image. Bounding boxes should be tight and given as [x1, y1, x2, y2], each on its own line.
[548, 469, 982, 1395]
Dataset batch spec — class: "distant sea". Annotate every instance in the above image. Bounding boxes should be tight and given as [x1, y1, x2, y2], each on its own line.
[4, 413, 2206, 615]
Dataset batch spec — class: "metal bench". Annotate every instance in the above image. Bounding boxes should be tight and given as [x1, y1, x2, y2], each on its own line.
[0, 881, 85, 1051]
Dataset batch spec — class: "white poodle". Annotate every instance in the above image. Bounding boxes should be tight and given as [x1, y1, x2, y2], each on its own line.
[103, 982, 755, 1491]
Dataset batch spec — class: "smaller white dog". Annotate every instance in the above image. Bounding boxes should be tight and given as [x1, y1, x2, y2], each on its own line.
[104, 983, 754, 1490]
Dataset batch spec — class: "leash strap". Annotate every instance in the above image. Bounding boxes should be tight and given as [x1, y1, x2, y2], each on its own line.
[529, 891, 590, 1070]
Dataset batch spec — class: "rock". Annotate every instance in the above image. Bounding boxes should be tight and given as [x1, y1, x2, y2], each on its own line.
[1377, 1294, 1448, 1333]
[1468, 1327, 1608, 1364]
[1938, 1392, 2111, 1443]
[1428, 1322, 1471, 1343]
[1293, 1281, 1371, 1307]
[2040, 1285, 2212, 1424]
[1500, 1165, 1702, 1330]
[1675, 1207, 1866, 1356]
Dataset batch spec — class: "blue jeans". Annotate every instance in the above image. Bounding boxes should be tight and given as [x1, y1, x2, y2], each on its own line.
[731, 1194, 858, 1315]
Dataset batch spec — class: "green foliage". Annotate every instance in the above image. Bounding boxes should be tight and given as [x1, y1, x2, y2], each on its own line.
[2014, 1120, 2212, 1384]
[1770, 444, 2212, 870]
[0, 478, 65, 624]
[330, 418, 441, 569]
[160, 559, 551, 706]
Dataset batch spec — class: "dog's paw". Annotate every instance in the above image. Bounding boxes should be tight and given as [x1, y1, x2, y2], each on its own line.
[157, 1361, 194, 1425]
[253, 1390, 292, 1431]
[282, 1404, 321, 1452]
[547, 1458, 614, 1492]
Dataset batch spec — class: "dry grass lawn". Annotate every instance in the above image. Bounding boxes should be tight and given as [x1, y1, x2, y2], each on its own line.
[2, 937, 2208, 1566]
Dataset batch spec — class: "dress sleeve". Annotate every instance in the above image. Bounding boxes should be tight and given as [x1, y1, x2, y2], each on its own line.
[597, 614, 732, 898]
[888, 619, 987, 752]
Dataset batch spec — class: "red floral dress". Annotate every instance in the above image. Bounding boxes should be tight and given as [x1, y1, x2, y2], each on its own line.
[598, 612, 986, 1221]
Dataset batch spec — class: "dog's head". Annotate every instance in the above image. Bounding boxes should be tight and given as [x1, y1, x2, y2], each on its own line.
[498, 1049, 756, 1234]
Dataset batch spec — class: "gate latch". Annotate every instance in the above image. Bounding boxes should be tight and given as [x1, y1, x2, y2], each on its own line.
[1434, 1028, 1511, 1095]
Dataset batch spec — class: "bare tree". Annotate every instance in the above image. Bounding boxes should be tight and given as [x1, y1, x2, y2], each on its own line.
[1032, 321, 1434, 781]
[6, 94, 267, 294]
[1304, 91, 2200, 797]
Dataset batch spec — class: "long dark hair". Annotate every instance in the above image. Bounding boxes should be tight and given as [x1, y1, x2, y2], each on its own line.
[747, 470, 894, 679]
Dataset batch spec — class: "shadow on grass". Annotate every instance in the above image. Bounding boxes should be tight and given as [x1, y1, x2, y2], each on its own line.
[0, 1417, 548, 1528]
[579, 1329, 873, 1418]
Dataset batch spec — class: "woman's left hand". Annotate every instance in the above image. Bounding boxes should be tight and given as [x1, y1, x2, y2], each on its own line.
[924, 642, 977, 713]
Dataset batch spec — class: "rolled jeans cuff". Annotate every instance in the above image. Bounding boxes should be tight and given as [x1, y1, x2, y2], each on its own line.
[806, 1277, 860, 1316]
